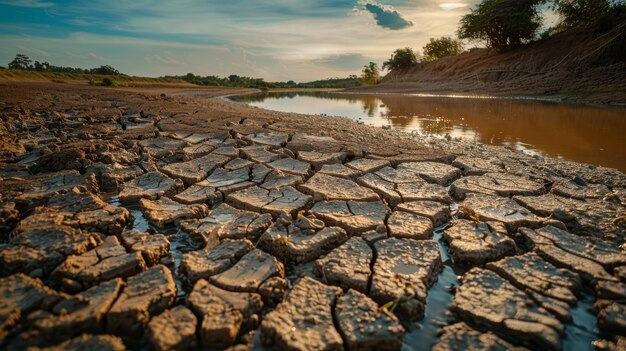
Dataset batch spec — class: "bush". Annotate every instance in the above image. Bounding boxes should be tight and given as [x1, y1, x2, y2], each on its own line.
[101, 77, 116, 86]
[382, 48, 419, 71]
[422, 37, 464, 62]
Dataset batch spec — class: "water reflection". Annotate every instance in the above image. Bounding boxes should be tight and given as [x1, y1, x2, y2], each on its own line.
[230, 92, 626, 171]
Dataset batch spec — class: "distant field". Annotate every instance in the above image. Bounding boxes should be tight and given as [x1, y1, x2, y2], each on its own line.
[0, 69, 196, 87]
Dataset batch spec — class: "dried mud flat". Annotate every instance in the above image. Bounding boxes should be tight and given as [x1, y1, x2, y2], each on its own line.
[0, 82, 625, 351]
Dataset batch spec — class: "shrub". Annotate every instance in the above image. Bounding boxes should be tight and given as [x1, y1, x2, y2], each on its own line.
[101, 77, 116, 86]
[382, 48, 419, 71]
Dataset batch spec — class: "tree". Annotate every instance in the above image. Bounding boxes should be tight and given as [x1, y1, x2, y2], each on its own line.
[33, 61, 51, 71]
[553, 0, 620, 29]
[382, 48, 419, 71]
[457, 0, 545, 51]
[8, 54, 32, 70]
[360, 62, 380, 84]
[90, 65, 120, 75]
[422, 37, 464, 62]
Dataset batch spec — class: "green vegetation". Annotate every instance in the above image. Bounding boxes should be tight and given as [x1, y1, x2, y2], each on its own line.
[382, 48, 419, 71]
[8, 54, 32, 70]
[168, 73, 362, 89]
[553, 0, 620, 29]
[360, 62, 380, 84]
[295, 76, 361, 89]
[88, 77, 127, 87]
[422, 37, 464, 62]
[458, 0, 545, 51]
[457, 0, 625, 52]
[7, 54, 123, 75]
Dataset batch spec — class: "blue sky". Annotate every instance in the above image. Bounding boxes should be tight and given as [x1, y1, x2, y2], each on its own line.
[0, 0, 515, 81]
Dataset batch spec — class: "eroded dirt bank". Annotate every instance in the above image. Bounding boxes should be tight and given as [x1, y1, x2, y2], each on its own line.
[346, 27, 626, 105]
[0, 82, 625, 350]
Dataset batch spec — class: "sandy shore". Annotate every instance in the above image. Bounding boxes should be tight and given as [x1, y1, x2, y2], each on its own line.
[0, 82, 624, 350]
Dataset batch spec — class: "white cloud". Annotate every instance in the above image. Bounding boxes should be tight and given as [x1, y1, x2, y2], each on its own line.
[439, 2, 467, 10]
[145, 54, 184, 65]
[16, 45, 50, 57]
[88, 52, 105, 61]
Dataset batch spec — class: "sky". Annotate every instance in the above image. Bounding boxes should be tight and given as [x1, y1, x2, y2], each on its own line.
[0, 0, 554, 81]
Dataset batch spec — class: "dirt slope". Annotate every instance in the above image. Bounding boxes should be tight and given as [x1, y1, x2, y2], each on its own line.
[349, 26, 626, 104]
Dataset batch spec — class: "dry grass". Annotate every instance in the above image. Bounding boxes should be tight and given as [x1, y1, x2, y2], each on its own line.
[0, 69, 195, 88]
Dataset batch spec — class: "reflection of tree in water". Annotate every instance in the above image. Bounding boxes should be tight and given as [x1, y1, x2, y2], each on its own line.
[360, 96, 380, 117]
[231, 91, 364, 104]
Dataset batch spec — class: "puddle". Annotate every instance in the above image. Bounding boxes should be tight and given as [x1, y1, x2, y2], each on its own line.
[107, 196, 200, 298]
[402, 221, 464, 350]
[563, 290, 600, 351]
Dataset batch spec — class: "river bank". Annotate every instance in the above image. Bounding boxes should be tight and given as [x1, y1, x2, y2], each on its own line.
[0, 82, 624, 350]
[345, 27, 626, 106]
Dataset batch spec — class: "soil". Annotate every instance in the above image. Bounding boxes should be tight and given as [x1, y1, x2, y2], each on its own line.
[0, 82, 624, 351]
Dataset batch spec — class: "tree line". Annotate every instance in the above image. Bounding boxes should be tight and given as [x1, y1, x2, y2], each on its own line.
[360, 0, 625, 83]
[5, 54, 362, 89]
[167, 73, 362, 89]
[7, 54, 122, 75]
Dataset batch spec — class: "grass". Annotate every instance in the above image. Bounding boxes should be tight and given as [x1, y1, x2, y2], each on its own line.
[0, 68, 193, 87]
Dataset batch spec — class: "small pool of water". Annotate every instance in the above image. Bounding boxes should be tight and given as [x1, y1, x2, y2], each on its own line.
[229, 92, 626, 172]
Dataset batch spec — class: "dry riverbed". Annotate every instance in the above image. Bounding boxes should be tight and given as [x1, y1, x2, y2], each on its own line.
[0, 82, 625, 350]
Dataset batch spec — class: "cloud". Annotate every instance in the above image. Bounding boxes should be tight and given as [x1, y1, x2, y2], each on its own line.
[0, 0, 53, 7]
[88, 52, 105, 61]
[16, 45, 50, 57]
[312, 53, 369, 70]
[439, 2, 467, 10]
[358, 1, 413, 30]
[145, 54, 184, 65]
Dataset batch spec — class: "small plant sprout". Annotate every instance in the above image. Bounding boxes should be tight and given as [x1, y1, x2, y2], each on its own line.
[457, 205, 480, 222]
[275, 236, 290, 245]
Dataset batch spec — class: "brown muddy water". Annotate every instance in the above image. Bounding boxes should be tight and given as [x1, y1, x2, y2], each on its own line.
[230, 92, 626, 172]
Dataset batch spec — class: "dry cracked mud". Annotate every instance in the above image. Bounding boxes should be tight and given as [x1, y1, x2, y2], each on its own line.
[0, 83, 625, 350]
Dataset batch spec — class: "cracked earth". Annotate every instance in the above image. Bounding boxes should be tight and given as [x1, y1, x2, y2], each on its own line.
[0, 83, 625, 351]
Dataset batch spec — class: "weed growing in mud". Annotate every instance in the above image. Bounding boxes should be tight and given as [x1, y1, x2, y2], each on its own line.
[380, 283, 417, 315]
[456, 205, 480, 222]
[88, 77, 128, 87]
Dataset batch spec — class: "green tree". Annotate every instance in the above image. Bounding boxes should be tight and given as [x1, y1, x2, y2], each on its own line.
[360, 62, 380, 84]
[422, 37, 464, 62]
[457, 0, 545, 51]
[90, 65, 120, 75]
[8, 54, 32, 70]
[553, 0, 621, 28]
[382, 48, 419, 71]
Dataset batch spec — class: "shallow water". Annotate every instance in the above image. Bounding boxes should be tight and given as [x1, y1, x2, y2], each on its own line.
[402, 222, 462, 351]
[107, 196, 199, 299]
[105, 195, 601, 350]
[230, 92, 626, 172]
